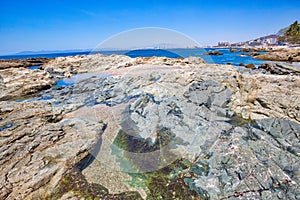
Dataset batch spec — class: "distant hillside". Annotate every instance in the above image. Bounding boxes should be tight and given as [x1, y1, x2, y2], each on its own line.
[278, 21, 300, 44]
[277, 27, 288, 36]
[15, 49, 92, 55]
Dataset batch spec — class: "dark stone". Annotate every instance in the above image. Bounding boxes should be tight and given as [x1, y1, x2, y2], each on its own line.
[258, 62, 300, 75]
[249, 52, 260, 57]
[205, 51, 224, 55]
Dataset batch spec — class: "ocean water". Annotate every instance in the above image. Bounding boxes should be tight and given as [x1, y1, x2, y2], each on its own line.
[125, 49, 182, 58]
[171, 48, 267, 66]
[0, 48, 267, 67]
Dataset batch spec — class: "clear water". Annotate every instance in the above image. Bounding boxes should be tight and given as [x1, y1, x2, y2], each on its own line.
[55, 73, 112, 88]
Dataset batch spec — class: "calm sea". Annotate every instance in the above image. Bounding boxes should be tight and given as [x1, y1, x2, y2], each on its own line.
[0, 48, 267, 67]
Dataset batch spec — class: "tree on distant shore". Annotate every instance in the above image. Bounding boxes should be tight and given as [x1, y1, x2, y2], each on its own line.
[278, 21, 300, 44]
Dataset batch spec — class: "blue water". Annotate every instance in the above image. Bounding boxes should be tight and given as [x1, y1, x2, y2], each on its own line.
[38, 95, 53, 101]
[55, 79, 74, 88]
[15, 95, 53, 103]
[170, 48, 266, 66]
[205, 48, 266, 66]
[0, 123, 14, 131]
[125, 49, 181, 58]
[28, 65, 41, 70]
[55, 73, 112, 88]
[0, 48, 267, 67]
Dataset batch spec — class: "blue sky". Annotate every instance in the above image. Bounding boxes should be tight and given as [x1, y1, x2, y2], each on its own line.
[0, 0, 299, 54]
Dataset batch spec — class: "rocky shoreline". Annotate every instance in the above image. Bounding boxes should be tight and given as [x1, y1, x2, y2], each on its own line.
[253, 48, 300, 62]
[0, 54, 299, 199]
[0, 58, 51, 69]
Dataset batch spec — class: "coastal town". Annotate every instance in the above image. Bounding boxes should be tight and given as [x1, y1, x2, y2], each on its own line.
[217, 21, 300, 48]
[217, 34, 279, 47]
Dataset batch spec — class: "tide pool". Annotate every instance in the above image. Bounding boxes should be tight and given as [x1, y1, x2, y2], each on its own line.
[55, 73, 112, 88]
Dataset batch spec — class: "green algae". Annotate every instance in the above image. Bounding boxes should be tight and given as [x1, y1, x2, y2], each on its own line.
[113, 127, 176, 153]
[227, 114, 255, 127]
[124, 173, 148, 190]
[111, 126, 203, 199]
[110, 112, 259, 199]
[47, 165, 142, 200]
[144, 159, 202, 200]
[111, 127, 178, 173]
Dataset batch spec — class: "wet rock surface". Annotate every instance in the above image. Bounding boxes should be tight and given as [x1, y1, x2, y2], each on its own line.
[0, 54, 299, 199]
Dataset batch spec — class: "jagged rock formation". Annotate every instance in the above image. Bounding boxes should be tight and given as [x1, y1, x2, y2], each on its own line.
[0, 54, 299, 199]
[0, 67, 55, 101]
[0, 58, 51, 69]
[0, 101, 104, 199]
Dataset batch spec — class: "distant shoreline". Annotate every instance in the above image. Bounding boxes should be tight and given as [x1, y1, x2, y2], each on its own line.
[2, 45, 299, 58]
[1, 47, 299, 66]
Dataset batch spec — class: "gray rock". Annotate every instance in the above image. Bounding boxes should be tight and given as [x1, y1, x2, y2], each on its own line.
[1, 54, 300, 199]
[186, 118, 300, 199]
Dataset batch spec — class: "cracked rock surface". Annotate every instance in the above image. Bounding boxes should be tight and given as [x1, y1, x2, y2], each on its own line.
[0, 54, 299, 199]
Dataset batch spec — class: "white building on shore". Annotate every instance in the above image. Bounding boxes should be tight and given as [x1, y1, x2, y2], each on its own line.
[218, 41, 230, 47]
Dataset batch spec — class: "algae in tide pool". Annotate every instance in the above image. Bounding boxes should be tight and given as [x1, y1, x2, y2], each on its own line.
[111, 127, 203, 200]
[111, 127, 178, 173]
[48, 167, 142, 200]
[137, 159, 202, 200]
